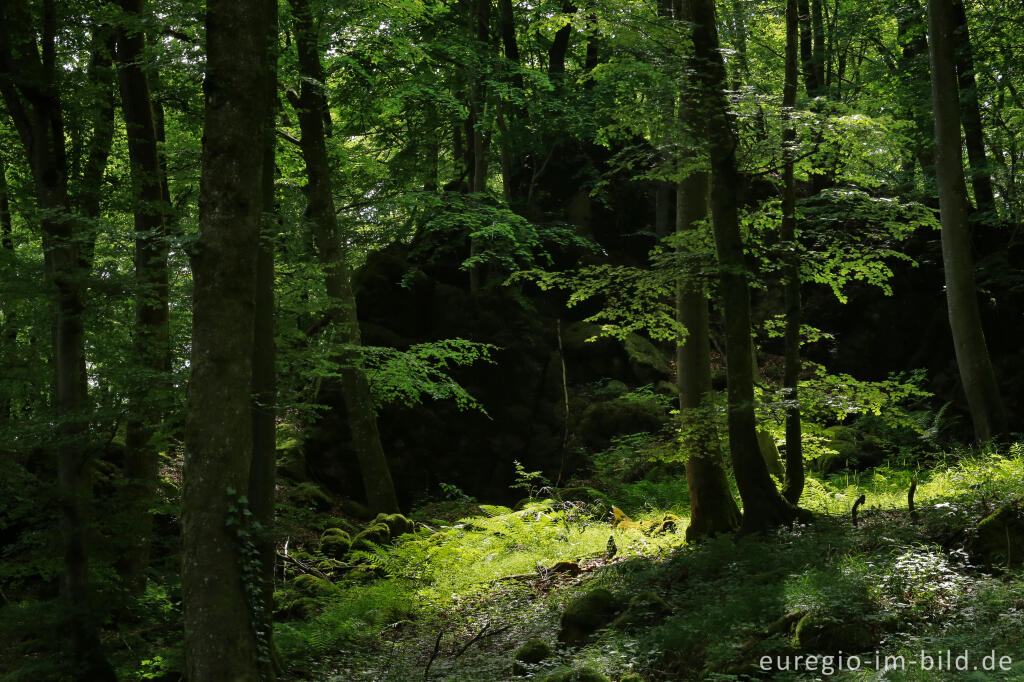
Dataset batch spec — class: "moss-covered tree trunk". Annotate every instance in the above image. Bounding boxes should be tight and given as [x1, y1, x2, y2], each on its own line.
[684, 0, 800, 533]
[181, 0, 271, 678]
[927, 0, 1006, 442]
[113, 0, 170, 594]
[0, 5, 117, 678]
[289, 0, 400, 514]
[781, 0, 804, 505]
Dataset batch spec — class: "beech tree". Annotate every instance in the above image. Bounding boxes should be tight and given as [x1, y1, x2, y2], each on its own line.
[927, 0, 1006, 441]
[181, 0, 273, 678]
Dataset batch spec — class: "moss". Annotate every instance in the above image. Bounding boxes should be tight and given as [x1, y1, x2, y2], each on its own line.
[351, 522, 392, 552]
[611, 591, 671, 631]
[623, 333, 671, 377]
[577, 399, 667, 451]
[292, 574, 340, 598]
[791, 614, 876, 652]
[373, 513, 416, 538]
[512, 638, 552, 675]
[340, 499, 373, 520]
[974, 501, 1024, 567]
[554, 487, 609, 507]
[619, 675, 645, 682]
[319, 528, 352, 559]
[558, 588, 623, 645]
[646, 514, 679, 535]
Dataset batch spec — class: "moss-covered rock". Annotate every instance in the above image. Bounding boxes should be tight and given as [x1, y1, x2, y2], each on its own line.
[554, 487, 610, 507]
[791, 614, 876, 652]
[577, 399, 668, 451]
[319, 528, 352, 559]
[974, 501, 1024, 567]
[351, 522, 392, 552]
[292, 574, 340, 598]
[619, 674, 645, 682]
[288, 482, 333, 511]
[624, 333, 672, 379]
[340, 499, 373, 520]
[645, 514, 680, 535]
[558, 588, 623, 645]
[280, 596, 320, 620]
[373, 513, 416, 538]
[611, 591, 671, 630]
[512, 638, 552, 675]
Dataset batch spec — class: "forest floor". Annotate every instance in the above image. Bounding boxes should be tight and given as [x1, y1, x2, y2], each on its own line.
[267, 445, 1024, 682]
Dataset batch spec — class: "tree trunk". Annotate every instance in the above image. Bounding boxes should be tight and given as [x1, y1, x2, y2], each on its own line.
[182, 0, 271, 678]
[113, 0, 171, 595]
[676, 170, 741, 542]
[811, 0, 826, 94]
[250, 0, 280, 676]
[797, 0, 819, 96]
[548, 2, 574, 77]
[684, 0, 799, 533]
[951, 0, 995, 217]
[0, 5, 117, 678]
[0, 157, 12, 427]
[289, 0, 400, 513]
[781, 0, 804, 505]
[927, 0, 1006, 442]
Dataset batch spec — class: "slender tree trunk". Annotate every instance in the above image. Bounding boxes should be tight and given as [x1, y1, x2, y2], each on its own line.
[113, 0, 170, 595]
[951, 0, 995, 217]
[810, 0, 826, 94]
[898, 5, 937, 185]
[548, 2, 574, 77]
[684, 0, 799, 533]
[797, 0, 819, 96]
[927, 0, 1006, 442]
[0, 157, 13, 428]
[289, 0, 400, 513]
[781, 0, 804, 505]
[182, 0, 271, 678]
[468, 0, 492, 292]
[250, 0, 280, 677]
[0, 5, 117, 678]
[676, 167, 741, 542]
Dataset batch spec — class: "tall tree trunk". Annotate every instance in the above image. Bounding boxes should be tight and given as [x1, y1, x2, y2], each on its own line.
[897, 4, 937, 186]
[468, 0, 492, 292]
[0, 5, 117, 678]
[810, 0, 826, 94]
[548, 2, 574, 77]
[0, 157, 12, 427]
[927, 0, 1006, 442]
[951, 0, 995, 217]
[676, 165, 741, 542]
[113, 0, 170, 595]
[684, 0, 799, 533]
[289, 0, 400, 513]
[181, 0, 271, 678]
[250, 0, 280, 676]
[781, 0, 804, 505]
[797, 0, 819, 96]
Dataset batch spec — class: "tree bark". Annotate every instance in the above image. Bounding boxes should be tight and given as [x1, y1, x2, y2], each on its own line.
[684, 0, 800, 533]
[289, 0, 400, 513]
[250, 0, 280, 676]
[182, 0, 271, 679]
[927, 0, 1006, 442]
[676, 167, 741, 542]
[113, 0, 171, 595]
[781, 0, 804, 505]
[0, 5, 117, 678]
[951, 0, 995, 217]
[797, 0, 819, 96]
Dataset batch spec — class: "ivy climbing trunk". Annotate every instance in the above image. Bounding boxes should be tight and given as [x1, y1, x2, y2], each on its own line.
[927, 0, 1006, 442]
[684, 0, 800, 533]
[781, 0, 804, 505]
[113, 0, 170, 595]
[182, 0, 271, 679]
[0, 4, 117, 678]
[289, 0, 400, 514]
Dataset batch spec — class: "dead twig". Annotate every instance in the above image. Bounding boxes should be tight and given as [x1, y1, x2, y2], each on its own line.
[852, 494, 866, 527]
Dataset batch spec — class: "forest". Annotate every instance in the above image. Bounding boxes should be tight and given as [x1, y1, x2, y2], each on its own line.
[1, 0, 1024, 679]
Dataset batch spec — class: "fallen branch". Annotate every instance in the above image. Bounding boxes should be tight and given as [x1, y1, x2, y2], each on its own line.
[423, 629, 444, 681]
[276, 551, 332, 581]
[453, 622, 512, 659]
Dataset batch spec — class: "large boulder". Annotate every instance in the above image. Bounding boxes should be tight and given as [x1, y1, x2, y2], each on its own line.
[973, 502, 1024, 567]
